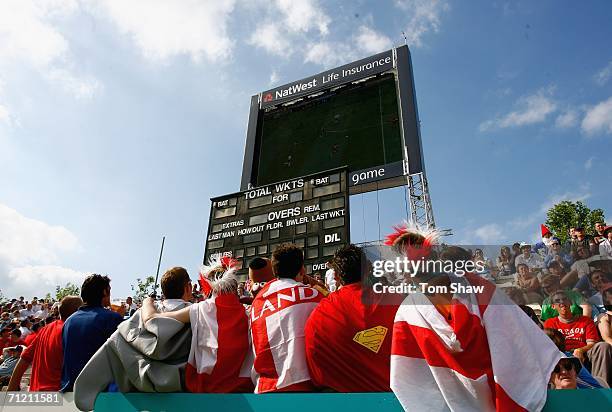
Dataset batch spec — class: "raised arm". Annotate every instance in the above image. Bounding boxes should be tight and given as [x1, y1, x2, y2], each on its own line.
[141, 297, 191, 324]
[7, 358, 30, 391]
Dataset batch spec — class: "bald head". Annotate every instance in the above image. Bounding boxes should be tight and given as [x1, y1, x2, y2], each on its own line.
[59, 296, 83, 320]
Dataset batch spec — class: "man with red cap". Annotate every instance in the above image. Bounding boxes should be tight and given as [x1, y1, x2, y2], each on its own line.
[247, 257, 276, 299]
[305, 244, 399, 392]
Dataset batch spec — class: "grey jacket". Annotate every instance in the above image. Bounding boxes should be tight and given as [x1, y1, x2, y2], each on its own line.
[74, 303, 192, 411]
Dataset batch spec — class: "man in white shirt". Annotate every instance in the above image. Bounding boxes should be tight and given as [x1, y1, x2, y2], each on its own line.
[18, 304, 33, 320]
[30, 298, 42, 313]
[18, 319, 32, 339]
[514, 242, 544, 271]
[325, 266, 337, 292]
[155, 267, 193, 313]
[599, 226, 612, 258]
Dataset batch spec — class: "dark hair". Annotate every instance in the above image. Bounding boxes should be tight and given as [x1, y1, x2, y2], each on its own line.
[329, 244, 362, 285]
[272, 243, 304, 279]
[19, 319, 31, 327]
[544, 328, 566, 351]
[81, 274, 111, 306]
[588, 270, 610, 282]
[59, 296, 83, 320]
[519, 305, 542, 328]
[161, 267, 191, 299]
[31, 323, 42, 333]
[249, 257, 268, 270]
[11, 329, 21, 338]
[439, 246, 472, 263]
[547, 260, 565, 271]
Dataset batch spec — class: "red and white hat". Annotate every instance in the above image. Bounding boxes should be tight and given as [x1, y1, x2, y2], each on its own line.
[199, 255, 239, 296]
[384, 221, 440, 261]
[541, 224, 552, 238]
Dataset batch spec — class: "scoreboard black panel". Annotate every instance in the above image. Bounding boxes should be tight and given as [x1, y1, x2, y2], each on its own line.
[204, 168, 349, 280]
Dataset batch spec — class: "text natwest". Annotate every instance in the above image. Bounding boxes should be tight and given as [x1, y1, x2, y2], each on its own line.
[275, 79, 318, 99]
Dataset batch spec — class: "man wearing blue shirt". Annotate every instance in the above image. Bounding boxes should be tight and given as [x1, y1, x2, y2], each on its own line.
[61, 274, 123, 392]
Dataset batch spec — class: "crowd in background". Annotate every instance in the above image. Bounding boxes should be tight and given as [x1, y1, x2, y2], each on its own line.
[0, 221, 610, 403]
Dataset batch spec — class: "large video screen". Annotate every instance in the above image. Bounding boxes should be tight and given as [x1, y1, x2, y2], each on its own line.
[255, 74, 403, 186]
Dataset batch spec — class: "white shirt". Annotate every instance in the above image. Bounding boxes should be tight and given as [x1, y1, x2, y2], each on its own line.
[155, 299, 191, 313]
[570, 259, 591, 278]
[33, 309, 48, 319]
[18, 309, 33, 320]
[19, 327, 32, 338]
[325, 268, 337, 292]
[515, 253, 544, 270]
[599, 239, 612, 258]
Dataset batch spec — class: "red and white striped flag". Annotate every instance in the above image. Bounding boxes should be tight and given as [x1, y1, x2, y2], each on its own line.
[250, 278, 322, 393]
[185, 293, 254, 393]
[391, 274, 561, 412]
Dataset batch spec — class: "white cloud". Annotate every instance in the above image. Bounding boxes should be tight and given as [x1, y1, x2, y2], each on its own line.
[304, 41, 357, 68]
[584, 156, 595, 170]
[395, 0, 450, 47]
[7, 265, 84, 296]
[0, 103, 11, 125]
[581, 96, 612, 136]
[248, 25, 291, 57]
[46, 68, 103, 100]
[479, 87, 557, 131]
[91, 0, 236, 62]
[472, 224, 505, 243]
[0, 0, 102, 124]
[355, 26, 393, 54]
[0, 0, 76, 67]
[0, 203, 83, 297]
[275, 0, 330, 35]
[304, 26, 393, 68]
[555, 108, 579, 129]
[248, 0, 330, 58]
[594, 60, 612, 86]
[269, 69, 280, 86]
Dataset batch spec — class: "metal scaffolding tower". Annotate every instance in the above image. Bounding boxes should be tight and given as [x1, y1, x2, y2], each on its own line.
[407, 172, 436, 229]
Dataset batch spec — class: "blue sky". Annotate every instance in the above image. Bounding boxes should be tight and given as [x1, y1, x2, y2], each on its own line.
[1, 0, 611, 299]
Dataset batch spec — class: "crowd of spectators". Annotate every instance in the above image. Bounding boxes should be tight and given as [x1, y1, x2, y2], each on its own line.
[0, 222, 609, 400]
[464, 223, 612, 388]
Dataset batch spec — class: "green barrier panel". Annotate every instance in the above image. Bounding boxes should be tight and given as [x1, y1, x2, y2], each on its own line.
[94, 390, 611, 411]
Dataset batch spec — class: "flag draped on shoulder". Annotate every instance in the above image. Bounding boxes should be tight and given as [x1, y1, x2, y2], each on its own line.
[185, 293, 254, 393]
[390, 274, 561, 412]
[250, 278, 322, 393]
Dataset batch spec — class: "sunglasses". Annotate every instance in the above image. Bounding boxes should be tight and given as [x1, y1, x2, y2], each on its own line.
[552, 297, 570, 304]
[553, 360, 577, 374]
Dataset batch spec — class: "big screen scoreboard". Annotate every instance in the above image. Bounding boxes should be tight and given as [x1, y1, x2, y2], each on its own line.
[240, 45, 426, 195]
[204, 168, 349, 280]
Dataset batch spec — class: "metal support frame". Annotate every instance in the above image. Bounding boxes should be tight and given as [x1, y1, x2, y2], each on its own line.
[407, 172, 435, 229]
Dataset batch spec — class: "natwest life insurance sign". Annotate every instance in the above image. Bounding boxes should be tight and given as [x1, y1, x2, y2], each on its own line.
[204, 168, 349, 279]
[260, 50, 394, 109]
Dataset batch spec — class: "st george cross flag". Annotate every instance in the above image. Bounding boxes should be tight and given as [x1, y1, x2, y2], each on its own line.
[185, 293, 254, 393]
[250, 278, 323, 393]
[391, 274, 561, 412]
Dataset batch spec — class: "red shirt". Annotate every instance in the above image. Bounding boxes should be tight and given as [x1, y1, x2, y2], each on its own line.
[543, 316, 600, 350]
[24, 332, 38, 346]
[20, 320, 64, 391]
[305, 283, 399, 392]
[0, 337, 11, 352]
